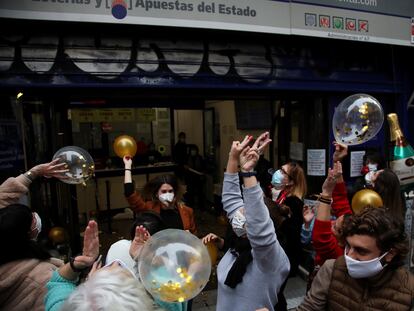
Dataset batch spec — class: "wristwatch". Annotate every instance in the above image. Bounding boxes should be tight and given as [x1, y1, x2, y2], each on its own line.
[239, 171, 257, 177]
[69, 257, 88, 273]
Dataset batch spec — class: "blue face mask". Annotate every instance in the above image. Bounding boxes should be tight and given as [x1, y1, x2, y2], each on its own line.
[271, 169, 285, 189]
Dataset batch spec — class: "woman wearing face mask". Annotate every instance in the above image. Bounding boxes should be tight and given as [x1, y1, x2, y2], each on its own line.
[369, 168, 404, 221]
[348, 148, 386, 203]
[0, 160, 68, 310]
[270, 161, 306, 310]
[217, 132, 290, 311]
[124, 156, 197, 234]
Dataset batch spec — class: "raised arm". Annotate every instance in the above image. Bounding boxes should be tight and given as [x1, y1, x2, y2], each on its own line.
[222, 135, 253, 217]
[241, 133, 289, 271]
[312, 162, 344, 264]
[0, 159, 68, 209]
[45, 220, 100, 311]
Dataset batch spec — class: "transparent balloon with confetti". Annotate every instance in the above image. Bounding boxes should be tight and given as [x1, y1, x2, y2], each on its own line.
[52, 146, 95, 185]
[139, 229, 211, 303]
[333, 94, 384, 145]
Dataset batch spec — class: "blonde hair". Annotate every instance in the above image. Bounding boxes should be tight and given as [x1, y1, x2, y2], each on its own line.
[286, 162, 307, 199]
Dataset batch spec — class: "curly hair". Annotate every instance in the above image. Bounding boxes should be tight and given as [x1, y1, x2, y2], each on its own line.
[342, 206, 408, 268]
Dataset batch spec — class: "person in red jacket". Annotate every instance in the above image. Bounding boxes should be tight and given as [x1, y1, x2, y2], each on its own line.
[309, 143, 352, 289]
[123, 156, 197, 235]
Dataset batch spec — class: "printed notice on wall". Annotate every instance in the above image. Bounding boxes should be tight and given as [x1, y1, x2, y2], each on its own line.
[350, 151, 366, 177]
[307, 149, 325, 176]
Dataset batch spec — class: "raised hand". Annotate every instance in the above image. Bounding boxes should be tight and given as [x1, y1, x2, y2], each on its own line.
[321, 161, 343, 197]
[129, 225, 150, 260]
[333, 141, 348, 163]
[123, 156, 133, 169]
[30, 159, 69, 179]
[239, 132, 272, 172]
[229, 135, 253, 160]
[202, 233, 224, 249]
[303, 205, 315, 225]
[72, 220, 100, 270]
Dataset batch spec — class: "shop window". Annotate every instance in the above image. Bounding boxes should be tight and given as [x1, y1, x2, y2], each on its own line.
[70, 107, 172, 168]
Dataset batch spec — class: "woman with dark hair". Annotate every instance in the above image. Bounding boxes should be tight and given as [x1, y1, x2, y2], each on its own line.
[370, 168, 404, 221]
[106, 211, 165, 271]
[124, 156, 197, 234]
[0, 209, 56, 310]
[0, 160, 67, 310]
[270, 161, 307, 310]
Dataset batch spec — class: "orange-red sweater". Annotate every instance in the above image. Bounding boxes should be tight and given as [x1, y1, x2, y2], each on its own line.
[126, 191, 197, 235]
[312, 182, 352, 266]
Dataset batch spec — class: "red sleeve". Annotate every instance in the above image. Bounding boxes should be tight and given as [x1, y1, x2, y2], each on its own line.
[126, 191, 152, 213]
[332, 182, 352, 218]
[312, 219, 344, 266]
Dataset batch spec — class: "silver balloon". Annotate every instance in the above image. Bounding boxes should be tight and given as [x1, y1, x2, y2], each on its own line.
[333, 94, 384, 146]
[52, 146, 94, 184]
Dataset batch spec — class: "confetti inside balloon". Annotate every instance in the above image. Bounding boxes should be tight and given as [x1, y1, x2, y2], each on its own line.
[332, 94, 384, 145]
[139, 229, 211, 303]
[351, 189, 383, 214]
[113, 135, 137, 158]
[52, 146, 95, 185]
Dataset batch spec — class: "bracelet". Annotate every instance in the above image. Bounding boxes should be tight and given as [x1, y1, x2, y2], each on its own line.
[317, 195, 333, 205]
[69, 256, 88, 273]
[125, 168, 131, 171]
[24, 171, 34, 182]
[239, 171, 257, 177]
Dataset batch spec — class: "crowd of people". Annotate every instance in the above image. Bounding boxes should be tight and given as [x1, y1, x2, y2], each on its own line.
[0, 132, 413, 311]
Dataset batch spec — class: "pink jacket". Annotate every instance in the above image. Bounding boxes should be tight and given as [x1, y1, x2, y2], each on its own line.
[0, 258, 63, 311]
[0, 174, 31, 209]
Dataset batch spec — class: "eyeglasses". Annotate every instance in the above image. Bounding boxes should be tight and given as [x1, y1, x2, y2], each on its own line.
[280, 167, 293, 180]
[268, 167, 293, 180]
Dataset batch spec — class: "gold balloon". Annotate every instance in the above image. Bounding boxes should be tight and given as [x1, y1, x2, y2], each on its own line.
[205, 242, 218, 266]
[48, 227, 67, 244]
[351, 189, 383, 214]
[113, 135, 137, 158]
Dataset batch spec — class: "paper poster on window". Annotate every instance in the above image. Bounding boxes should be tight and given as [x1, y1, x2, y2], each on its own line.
[350, 151, 366, 177]
[290, 142, 304, 161]
[307, 149, 326, 176]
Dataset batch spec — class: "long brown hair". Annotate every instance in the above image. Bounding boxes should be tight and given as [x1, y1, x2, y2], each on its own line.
[286, 162, 307, 199]
[374, 169, 404, 221]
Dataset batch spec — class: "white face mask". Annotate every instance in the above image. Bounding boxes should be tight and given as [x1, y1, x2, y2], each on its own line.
[367, 163, 378, 172]
[364, 170, 376, 186]
[159, 192, 175, 205]
[231, 208, 247, 237]
[271, 187, 282, 201]
[31, 212, 42, 240]
[345, 248, 389, 279]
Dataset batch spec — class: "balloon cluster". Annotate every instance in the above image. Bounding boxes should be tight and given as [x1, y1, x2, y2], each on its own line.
[333, 94, 384, 146]
[139, 229, 211, 303]
[52, 146, 94, 185]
